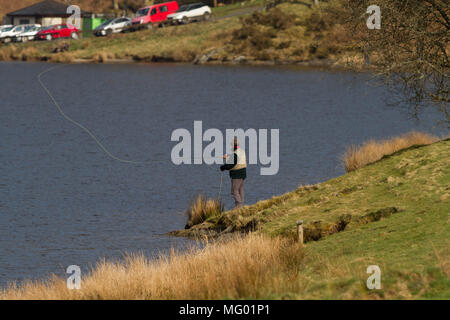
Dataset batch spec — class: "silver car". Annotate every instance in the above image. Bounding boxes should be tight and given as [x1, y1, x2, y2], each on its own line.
[93, 17, 131, 36]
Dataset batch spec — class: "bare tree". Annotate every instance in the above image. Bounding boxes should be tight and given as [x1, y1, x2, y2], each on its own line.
[337, 0, 449, 125]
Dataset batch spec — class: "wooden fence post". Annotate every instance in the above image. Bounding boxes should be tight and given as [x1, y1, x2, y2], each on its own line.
[296, 220, 304, 245]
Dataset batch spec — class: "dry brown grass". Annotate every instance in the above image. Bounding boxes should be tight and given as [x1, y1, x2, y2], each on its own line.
[1, 232, 445, 300]
[185, 194, 224, 229]
[14, 46, 39, 61]
[0, 45, 42, 62]
[49, 52, 74, 63]
[0, 44, 16, 61]
[92, 51, 113, 63]
[0, 234, 305, 300]
[343, 131, 440, 172]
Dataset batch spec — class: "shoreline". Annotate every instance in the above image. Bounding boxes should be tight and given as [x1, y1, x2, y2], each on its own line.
[2, 139, 448, 299]
[0, 2, 370, 72]
[1, 55, 370, 73]
[169, 138, 449, 240]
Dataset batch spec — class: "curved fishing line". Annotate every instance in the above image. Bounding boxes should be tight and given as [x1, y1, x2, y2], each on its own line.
[38, 65, 148, 164]
[38, 65, 224, 167]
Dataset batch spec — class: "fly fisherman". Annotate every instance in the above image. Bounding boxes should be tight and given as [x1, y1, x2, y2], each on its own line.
[220, 138, 247, 208]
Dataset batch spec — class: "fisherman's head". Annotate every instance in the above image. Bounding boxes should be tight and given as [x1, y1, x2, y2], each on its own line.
[232, 138, 239, 149]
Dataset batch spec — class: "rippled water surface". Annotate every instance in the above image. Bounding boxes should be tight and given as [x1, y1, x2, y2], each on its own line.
[0, 62, 444, 285]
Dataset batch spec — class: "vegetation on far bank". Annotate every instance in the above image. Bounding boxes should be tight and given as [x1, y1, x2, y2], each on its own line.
[0, 1, 364, 68]
[1, 14, 240, 63]
[2, 135, 449, 299]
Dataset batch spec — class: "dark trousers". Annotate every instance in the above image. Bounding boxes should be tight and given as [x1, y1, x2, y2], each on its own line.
[231, 178, 245, 208]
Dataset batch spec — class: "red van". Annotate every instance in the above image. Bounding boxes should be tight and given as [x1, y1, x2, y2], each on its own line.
[131, 1, 179, 29]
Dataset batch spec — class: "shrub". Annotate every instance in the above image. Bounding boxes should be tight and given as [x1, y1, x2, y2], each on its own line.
[185, 194, 224, 229]
[276, 41, 291, 50]
[254, 50, 273, 61]
[249, 30, 273, 50]
[304, 11, 329, 32]
[343, 131, 440, 172]
[230, 7, 297, 55]
[250, 8, 296, 30]
[232, 25, 274, 51]
[315, 45, 329, 59]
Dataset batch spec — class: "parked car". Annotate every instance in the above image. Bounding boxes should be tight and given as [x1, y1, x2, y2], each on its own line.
[15, 24, 42, 42]
[0, 25, 13, 42]
[93, 17, 131, 36]
[36, 24, 80, 41]
[167, 3, 212, 25]
[0, 24, 37, 43]
[0, 25, 13, 35]
[131, 1, 179, 29]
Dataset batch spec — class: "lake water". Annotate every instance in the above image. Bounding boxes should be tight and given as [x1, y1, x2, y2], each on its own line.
[0, 61, 445, 286]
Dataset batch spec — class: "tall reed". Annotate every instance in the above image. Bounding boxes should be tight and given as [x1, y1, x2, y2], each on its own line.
[0, 235, 304, 300]
[343, 131, 439, 172]
[185, 194, 224, 229]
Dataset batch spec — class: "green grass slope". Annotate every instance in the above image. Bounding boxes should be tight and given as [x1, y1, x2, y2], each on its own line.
[183, 139, 449, 298]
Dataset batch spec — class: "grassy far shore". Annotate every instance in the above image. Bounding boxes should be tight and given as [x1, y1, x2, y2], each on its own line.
[211, 0, 265, 17]
[0, 1, 363, 68]
[1, 135, 448, 299]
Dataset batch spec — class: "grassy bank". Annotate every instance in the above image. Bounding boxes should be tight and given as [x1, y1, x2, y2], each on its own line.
[2, 137, 448, 299]
[0, 15, 240, 63]
[0, 1, 362, 67]
[174, 136, 450, 298]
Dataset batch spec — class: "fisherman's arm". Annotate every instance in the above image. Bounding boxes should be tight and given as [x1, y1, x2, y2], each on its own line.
[220, 153, 237, 171]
